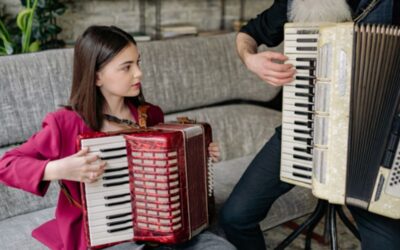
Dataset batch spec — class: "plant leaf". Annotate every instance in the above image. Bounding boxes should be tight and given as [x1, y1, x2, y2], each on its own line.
[28, 40, 40, 52]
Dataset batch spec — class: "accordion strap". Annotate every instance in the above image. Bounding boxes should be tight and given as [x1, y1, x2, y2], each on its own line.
[58, 180, 82, 209]
[138, 104, 150, 128]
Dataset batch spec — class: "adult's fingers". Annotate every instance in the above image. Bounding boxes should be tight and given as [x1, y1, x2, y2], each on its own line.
[263, 67, 296, 79]
[263, 75, 295, 86]
[261, 51, 289, 62]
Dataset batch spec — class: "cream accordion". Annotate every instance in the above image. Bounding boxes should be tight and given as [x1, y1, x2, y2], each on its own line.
[281, 22, 400, 218]
[78, 122, 214, 248]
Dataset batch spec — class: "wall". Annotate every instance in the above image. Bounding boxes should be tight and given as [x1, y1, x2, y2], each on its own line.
[1, 0, 273, 43]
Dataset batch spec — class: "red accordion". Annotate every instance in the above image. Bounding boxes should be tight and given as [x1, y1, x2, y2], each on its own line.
[78, 122, 213, 249]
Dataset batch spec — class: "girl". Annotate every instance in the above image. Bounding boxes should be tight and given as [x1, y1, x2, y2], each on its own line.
[0, 26, 231, 250]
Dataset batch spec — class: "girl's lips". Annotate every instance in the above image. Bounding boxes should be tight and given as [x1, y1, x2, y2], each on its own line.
[132, 82, 141, 88]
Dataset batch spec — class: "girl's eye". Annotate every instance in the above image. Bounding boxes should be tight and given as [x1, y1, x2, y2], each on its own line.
[123, 65, 131, 71]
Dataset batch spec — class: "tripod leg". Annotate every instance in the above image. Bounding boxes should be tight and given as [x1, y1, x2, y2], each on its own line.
[329, 205, 338, 250]
[305, 205, 326, 250]
[336, 205, 361, 240]
[274, 200, 327, 250]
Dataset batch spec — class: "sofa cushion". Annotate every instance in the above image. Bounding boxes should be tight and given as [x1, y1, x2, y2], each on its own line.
[0, 181, 59, 221]
[165, 104, 282, 161]
[0, 49, 73, 147]
[0, 207, 54, 250]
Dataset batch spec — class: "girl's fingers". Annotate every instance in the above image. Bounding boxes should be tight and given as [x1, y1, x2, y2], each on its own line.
[75, 147, 89, 157]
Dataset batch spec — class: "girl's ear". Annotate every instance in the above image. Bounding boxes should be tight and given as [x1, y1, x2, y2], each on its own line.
[95, 72, 102, 87]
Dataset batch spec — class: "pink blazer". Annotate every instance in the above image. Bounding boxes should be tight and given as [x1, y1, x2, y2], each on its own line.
[0, 103, 164, 249]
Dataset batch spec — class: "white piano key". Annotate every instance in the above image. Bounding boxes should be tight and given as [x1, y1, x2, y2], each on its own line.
[90, 231, 133, 247]
[87, 200, 132, 214]
[89, 211, 132, 227]
[86, 192, 131, 208]
[281, 169, 312, 184]
[281, 161, 313, 175]
[284, 85, 312, 95]
[87, 206, 132, 221]
[282, 152, 313, 167]
[283, 90, 313, 101]
[282, 146, 312, 160]
[81, 135, 125, 148]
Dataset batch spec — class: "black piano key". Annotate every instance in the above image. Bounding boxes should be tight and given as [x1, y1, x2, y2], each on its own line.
[104, 192, 130, 200]
[100, 146, 126, 153]
[294, 129, 311, 135]
[293, 154, 312, 161]
[103, 173, 129, 180]
[107, 212, 132, 220]
[296, 30, 318, 35]
[103, 180, 130, 187]
[293, 164, 312, 172]
[294, 103, 314, 111]
[294, 137, 313, 145]
[296, 38, 318, 43]
[296, 58, 316, 62]
[293, 146, 312, 154]
[104, 167, 127, 173]
[296, 75, 316, 81]
[295, 84, 314, 89]
[294, 111, 313, 120]
[101, 154, 126, 160]
[107, 219, 132, 227]
[296, 65, 315, 70]
[293, 172, 312, 179]
[295, 92, 313, 98]
[296, 47, 317, 51]
[294, 120, 313, 128]
[105, 199, 131, 207]
[108, 225, 133, 233]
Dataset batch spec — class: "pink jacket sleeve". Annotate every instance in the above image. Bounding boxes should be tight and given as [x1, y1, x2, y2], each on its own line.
[0, 113, 62, 196]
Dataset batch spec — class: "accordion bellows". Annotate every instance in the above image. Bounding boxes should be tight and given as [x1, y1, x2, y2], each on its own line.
[281, 22, 400, 219]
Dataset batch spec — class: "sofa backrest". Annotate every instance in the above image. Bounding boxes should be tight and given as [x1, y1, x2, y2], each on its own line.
[0, 33, 281, 148]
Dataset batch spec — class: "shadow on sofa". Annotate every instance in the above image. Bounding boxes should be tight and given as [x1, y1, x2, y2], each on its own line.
[0, 33, 317, 249]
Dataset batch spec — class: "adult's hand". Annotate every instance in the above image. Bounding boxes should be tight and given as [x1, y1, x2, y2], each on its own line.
[244, 51, 296, 86]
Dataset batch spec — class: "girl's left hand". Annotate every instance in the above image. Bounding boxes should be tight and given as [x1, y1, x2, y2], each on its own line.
[208, 142, 221, 163]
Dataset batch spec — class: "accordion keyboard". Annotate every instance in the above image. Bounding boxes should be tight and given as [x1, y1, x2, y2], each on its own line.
[81, 135, 133, 247]
[281, 24, 320, 188]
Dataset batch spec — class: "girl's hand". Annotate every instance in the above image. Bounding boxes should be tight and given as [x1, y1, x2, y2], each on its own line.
[44, 147, 106, 183]
[208, 142, 221, 163]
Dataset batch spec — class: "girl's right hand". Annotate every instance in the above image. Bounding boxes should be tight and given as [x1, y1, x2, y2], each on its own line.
[44, 147, 106, 183]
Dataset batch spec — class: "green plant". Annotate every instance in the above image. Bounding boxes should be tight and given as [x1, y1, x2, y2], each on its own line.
[0, 0, 66, 55]
[24, 0, 66, 50]
[0, 0, 39, 55]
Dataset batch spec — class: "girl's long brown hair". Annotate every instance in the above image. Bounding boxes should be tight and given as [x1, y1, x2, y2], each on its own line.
[69, 25, 145, 131]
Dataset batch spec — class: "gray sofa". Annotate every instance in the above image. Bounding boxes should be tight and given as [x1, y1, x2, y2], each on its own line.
[0, 33, 316, 249]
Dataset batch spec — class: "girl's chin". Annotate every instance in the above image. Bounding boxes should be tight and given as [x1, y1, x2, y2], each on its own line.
[125, 90, 141, 97]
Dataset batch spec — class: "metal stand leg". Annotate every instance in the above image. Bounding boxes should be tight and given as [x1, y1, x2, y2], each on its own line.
[274, 199, 360, 250]
[275, 200, 327, 250]
[336, 205, 361, 240]
[329, 205, 338, 250]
